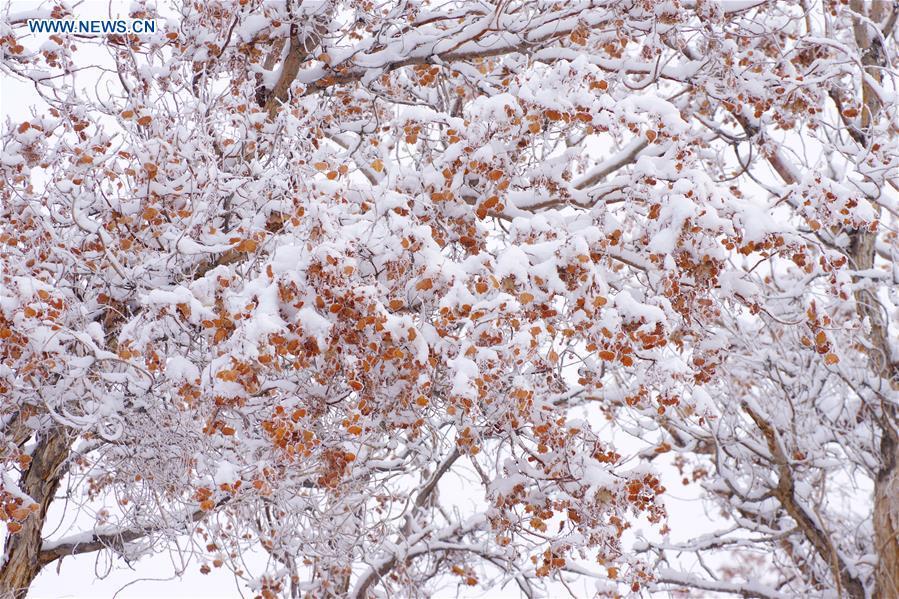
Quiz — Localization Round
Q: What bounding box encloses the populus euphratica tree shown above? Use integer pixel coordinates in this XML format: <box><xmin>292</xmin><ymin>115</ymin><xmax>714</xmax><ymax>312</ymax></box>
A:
<box><xmin>1</xmin><ymin>1</ymin><xmax>897</xmax><ymax>597</ymax></box>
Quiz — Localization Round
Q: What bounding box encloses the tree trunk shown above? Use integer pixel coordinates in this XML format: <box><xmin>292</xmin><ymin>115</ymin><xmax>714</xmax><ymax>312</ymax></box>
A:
<box><xmin>848</xmin><ymin>2</ymin><xmax>899</xmax><ymax>595</ymax></box>
<box><xmin>851</xmin><ymin>211</ymin><xmax>899</xmax><ymax>599</ymax></box>
<box><xmin>857</xmin><ymin>222</ymin><xmax>899</xmax><ymax>598</ymax></box>
<box><xmin>874</xmin><ymin>430</ymin><xmax>899</xmax><ymax>598</ymax></box>
<box><xmin>0</xmin><ymin>427</ymin><xmax>71</xmax><ymax>599</ymax></box>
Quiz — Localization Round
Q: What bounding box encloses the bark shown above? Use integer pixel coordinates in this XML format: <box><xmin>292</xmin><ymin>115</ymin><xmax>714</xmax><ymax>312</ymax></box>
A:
<box><xmin>874</xmin><ymin>430</ymin><xmax>899</xmax><ymax>599</ymax></box>
<box><xmin>0</xmin><ymin>288</ymin><xmax>126</xmax><ymax>597</ymax></box>
<box><xmin>854</xmin><ymin>209</ymin><xmax>899</xmax><ymax>599</ymax></box>
<box><xmin>263</xmin><ymin>2</ymin><xmax>333</xmax><ymax>120</ymax></box>
<box><xmin>849</xmin><ymin>2</ymin><xmax>899</xmax><ymax>596</ymax></box>
<box><xmin>0</xmin><ymin>427</ymin><xmax>71</xmax><ymax>599</ymax></box>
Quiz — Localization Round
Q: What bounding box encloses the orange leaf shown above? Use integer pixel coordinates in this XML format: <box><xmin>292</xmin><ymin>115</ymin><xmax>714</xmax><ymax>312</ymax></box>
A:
<box><xmin>217</xmin><ymin>369</ymin><xmax>238</xmax><ymax>382</ymax></box>
<box><xmin>237</xmin><ymin>239</ymin><xmax>258</xmax><ymax>253</ymax></box>
<box><xmin>824</xmin><ymin>353</ymin><xmax>840</xmax><ymax>365</ymax></box>
<box><xmin>416</xmin><ymin>278</ymin><xmax>433</xmax><ymax>291</ymax></box>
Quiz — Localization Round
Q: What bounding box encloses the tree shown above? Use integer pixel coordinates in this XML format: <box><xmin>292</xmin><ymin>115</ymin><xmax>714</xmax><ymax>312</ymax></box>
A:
<box><xmin>0</xmin><ymin>0</ymin><xmax>897</xmax><ymax>597</ymax></box>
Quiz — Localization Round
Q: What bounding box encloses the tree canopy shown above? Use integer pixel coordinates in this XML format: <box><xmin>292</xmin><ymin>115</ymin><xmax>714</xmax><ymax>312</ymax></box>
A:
<box><xmin>1</xmin><ymin>1</ymin><xmax>898</xmax><ymax>597</ymax></box>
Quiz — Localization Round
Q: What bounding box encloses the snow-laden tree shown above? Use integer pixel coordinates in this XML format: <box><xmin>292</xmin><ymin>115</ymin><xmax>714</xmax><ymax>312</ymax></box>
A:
<box><xmin>1</xmin><ymin>0</ymin><xmax>897</xmax><ymax>597</ymax></box>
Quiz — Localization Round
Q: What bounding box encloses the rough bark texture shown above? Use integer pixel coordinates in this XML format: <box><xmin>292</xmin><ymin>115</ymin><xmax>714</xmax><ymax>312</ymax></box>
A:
<box><xmin>0</xmin><ymin>427</ymin><xmax>71</xmax><ymax>599</ymax></box>
<box><xmin>874</xmin><ymin>432</ymin><xmax>899</xmax><ymax>599</ymax></box>
<box><xmin>857</xmin><ymin>214</ymin><xmax>899</xmax><ymax>599</ymax></box>
<box><xmin>849</xmin><ymin>2</ymin><xmax>899</xmax><ymax>596</ymax></box>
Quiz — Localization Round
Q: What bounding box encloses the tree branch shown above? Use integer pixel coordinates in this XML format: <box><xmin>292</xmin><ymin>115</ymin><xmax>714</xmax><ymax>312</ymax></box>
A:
<box><xmin>37</xmin><ymin>499</ymin><xmax>227</xmax><ymax>567</ymax></box>
<box><xmin>742</xmin><ymin>402</ymin><xmax>866</xmax><ymax>599</ymax></box>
